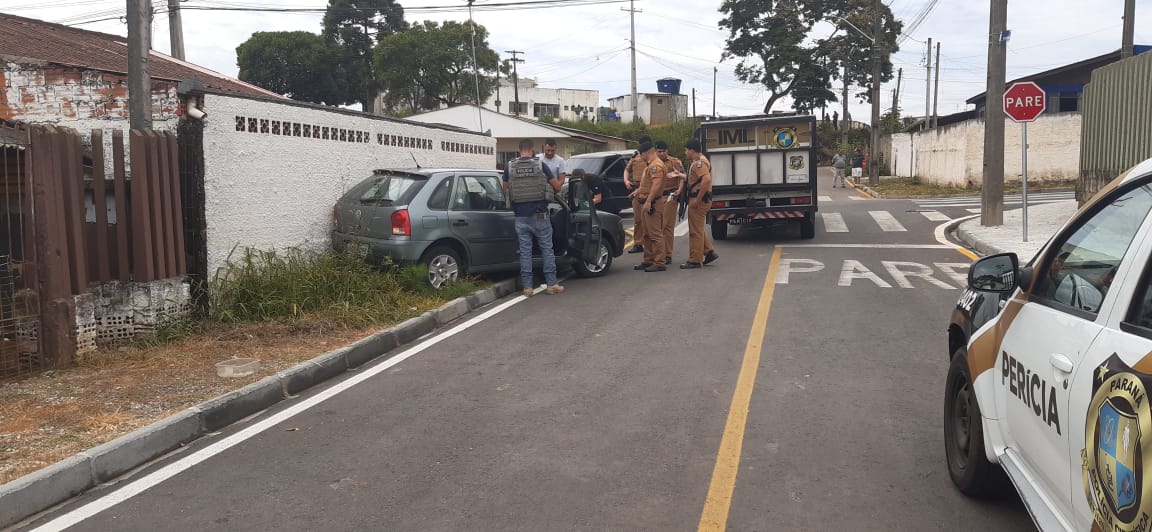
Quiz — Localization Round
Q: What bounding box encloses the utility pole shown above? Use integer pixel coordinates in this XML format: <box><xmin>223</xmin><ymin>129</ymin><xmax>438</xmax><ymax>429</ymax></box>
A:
<box><xmin>894</xmin><ymin>67</ymin><xmax>902</xmax><ymax>116</ymax></box>
<box><xmin>868</xmin><ymin>0</ymin><xmax>882</xmax><ymax>186</ymax></box>
<box><xmin>924</xmin><ymin>37</ymin><xmax>932</xmax><ymax>131</ymax></box>
<box><xmin>127</xmin><ymin>0</ymin><xmax>152</xmax><ymax>130</ymax></box>
<box><xmin>841</xmin><ymin>66</ymin><xmax>849</xmax><ymax>151</ymax></box>
<box><xmin>713</xmin><ymin>66</ymin><xmax>718</xmax><ymax>118</ymax></box>
<box><xmin>623</xmin><ymin>0</ymin><xmax>641</xmax><ymax>120</ymax></box>
<box><xmin>167</xmin><ymin>0</ymin><xmax>185</xmax><ymax>60</ymax></box>
<box><xmin>982</xmin><ymin>0</ymin><xmax>1008</xmax><ymax>226</ymax></box>
<box><xmin>1122</xmin><ymin>0</ymin><xmax>1136</xmax><ymax>58</ymax></box>
<box><xmin>504</xmin><ymin>50</ymin><xmax>524</xmax><ymax>116</ymax></box>
<box><xmin>692</xmin><ymin>88</ymin><xmax>697</xmax><ymax>118</ymax></box>
<box><xmin>932</xmin><ymin>42</ymin><xmax>941</xmax><ymax>128</ymax></box>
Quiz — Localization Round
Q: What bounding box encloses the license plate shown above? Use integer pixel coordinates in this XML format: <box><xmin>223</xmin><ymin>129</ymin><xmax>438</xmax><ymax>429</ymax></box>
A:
<box><xmin>727</xmin><ymin>217</ymin><xmax>751</xmax><ymax>224</ymax></box>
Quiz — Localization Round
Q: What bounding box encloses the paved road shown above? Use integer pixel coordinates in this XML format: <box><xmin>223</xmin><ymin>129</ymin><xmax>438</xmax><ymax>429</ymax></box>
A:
<box><xmin>21</xmin><ymin>179</ymin><xmax>1035</xmax><ymax>531</ymax></box>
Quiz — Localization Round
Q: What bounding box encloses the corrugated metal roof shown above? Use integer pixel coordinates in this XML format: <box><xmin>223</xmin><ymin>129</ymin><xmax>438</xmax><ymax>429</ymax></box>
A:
<box><xmin>0</xmin><ymin>13</ymin><xmax>282</xmax><ymax>99</ymax></box>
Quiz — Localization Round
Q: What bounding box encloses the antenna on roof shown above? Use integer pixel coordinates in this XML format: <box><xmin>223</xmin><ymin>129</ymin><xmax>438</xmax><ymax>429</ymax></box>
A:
<box><xmin>410</xmin><ymin>151</ymin><xmax>422</xmax><ymax>169</ymax></box>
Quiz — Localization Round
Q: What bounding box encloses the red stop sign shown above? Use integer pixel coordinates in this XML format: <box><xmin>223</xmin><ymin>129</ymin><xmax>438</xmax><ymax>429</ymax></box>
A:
<box><xmin>1004</xmin><ymin>82</ymin><xmax>1047</xmax><ymax>122</ymax></box>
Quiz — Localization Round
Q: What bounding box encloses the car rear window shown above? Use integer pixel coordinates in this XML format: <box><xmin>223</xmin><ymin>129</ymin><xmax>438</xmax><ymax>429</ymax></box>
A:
<box><xmin>344</xmin><ymin>173</ymin><xmax>426</xmax><ymax>205</ymax></box>
<box><xmin>567</xmin><ymin>157</ymin><xmax>607</xmax><ymax>175</ymax></box>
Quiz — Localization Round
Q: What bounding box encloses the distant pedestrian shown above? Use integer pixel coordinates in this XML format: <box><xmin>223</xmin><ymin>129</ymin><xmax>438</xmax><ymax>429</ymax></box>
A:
<box><xmin>832</xmin><ymin>110</ymin><xmax>839</xmax><ymax>130</ymax></box>
<box><xmin>831</xmin><ymin>151</ymin><xmax>847</xmax><ymax>188</ymax></box>
<box><xmin>851</xmin><ymin>148</ymin><xmax>864</xmax><ymax>184</ymax></box>
<box><xmin>503</xmin><ymin>139</ymin><xmax>565</xmax><ymax>297</ymax></box>
<box><xmin>539</xmin><ymin>138</ymin><xmax>566</xmax><ymax>186</ymax></box>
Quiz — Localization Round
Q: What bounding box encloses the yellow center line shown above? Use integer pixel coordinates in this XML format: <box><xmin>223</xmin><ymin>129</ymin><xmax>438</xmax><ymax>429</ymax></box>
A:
<box><xmin>698</xmin><ymin>246</ymin><xmax>783</xmax><ymax>532</ymax></box>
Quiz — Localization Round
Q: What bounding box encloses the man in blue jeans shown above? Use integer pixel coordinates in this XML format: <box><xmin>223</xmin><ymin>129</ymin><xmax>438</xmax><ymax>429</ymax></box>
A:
<box><xmin>503</xmin><ymin>139</ymin><xmax>565</xmax><ymax>297</ymax></box>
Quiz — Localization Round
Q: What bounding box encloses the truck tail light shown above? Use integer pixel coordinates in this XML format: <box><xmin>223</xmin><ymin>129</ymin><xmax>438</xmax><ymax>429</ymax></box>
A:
<box><xmin>391</xmin><ymin>209</ymin><xmax>411</xmax><ymax>236</ymax></box>
<box><xmin>791</xmin><ymin>197</ymin><xmax>812</xmax><ymax>205</ymax></box>
<box><xmin>713</xmin><ymin>200</ymin><xmax>727</xmax><ymax>208</ymax></box>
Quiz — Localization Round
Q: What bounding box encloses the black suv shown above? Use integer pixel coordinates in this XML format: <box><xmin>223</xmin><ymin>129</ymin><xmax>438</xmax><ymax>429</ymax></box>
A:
<box><xmin>566</xmin><ymin>150</ymin><xmax>637</xmax><ymax>215</ymax></box>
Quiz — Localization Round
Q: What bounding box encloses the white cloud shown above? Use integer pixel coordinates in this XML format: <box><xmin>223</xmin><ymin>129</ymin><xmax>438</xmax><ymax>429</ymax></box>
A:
<box><xmin>5</xmin><ymin>0</ymin><xmax>1150</xmax><ymax>122</ymax></box>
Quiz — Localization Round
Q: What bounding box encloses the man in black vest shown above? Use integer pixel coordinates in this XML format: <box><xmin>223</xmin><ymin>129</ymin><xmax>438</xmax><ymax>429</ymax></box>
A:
<box><xmin>503</xmin><ymin>139</ymin><xmax>565</xmax><ymax>297</ymax></box>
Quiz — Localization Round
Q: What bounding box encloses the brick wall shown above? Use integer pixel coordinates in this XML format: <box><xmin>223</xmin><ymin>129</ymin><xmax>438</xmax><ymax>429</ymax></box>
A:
<box><xmin>1</xmin><ymin>62</ymin><xmax>180</xmax><ymax>128</ymax></box>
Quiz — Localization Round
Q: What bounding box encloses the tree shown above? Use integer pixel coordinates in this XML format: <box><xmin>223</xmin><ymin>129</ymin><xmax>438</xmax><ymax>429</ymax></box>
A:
<box><xmin>236</xmin><ymin>31</ymin><xmax>350</xmax><ymax>105</ymax></box>
<box><xmin>322</xmin><ymin>0</ymin><xmax>407</xmax><ymax>113</ymax></box>
<box><xmin>718</xmin><ymin>0</ymin><xmax>902</xmax><ymax>113</ymax></box>
<box><xmin>374</xmin><ymin>21</ymin><xmax>499</xmax><ymax>113</ymax></box>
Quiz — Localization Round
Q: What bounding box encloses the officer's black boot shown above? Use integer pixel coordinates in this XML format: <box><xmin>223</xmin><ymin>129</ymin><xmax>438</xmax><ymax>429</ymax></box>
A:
<box><xmin>704</xmin><ymin>251</ymin><xmax>719</xmax><ymax>265</ymax></box>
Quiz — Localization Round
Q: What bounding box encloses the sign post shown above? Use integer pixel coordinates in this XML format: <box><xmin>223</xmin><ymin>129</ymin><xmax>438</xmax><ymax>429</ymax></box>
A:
<box><xmin>1003</xmin><ymin>81</ymin><xmax>1047</xmax><ymax>243</ymax></box>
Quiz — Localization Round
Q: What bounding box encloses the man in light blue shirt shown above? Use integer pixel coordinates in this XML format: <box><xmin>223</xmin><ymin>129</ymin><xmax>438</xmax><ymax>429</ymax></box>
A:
<box><xmin>539</xmin><ymin>138</ymin><xmax>566</xmax><ymax>186</ymax></box>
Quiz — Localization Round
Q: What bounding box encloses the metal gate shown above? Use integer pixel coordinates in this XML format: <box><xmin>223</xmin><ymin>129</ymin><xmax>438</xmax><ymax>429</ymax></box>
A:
<box><xmin>0</xmin><ymin>122</ymin><xmax>40</xmax><ymax>379</ymax></box>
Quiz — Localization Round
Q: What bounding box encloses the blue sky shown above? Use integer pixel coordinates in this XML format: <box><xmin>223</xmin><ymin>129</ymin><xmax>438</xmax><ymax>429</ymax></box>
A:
<box><xmin>6</xmin><ymin>0</ymin><xmax>1151</xmax><ymax>121</ymax></box>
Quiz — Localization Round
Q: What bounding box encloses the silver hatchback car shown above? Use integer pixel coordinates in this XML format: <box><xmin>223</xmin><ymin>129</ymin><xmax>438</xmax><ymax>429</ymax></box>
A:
<box><xmin>331</xmin><ymin>169</ymin><xmax>627</xmax><ymax>288</ymax></box>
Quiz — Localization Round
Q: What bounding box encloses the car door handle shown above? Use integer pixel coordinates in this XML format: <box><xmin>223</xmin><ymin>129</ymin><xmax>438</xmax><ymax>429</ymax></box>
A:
<box><xmin>452</xmin><ymin>220</ymin><xmax>469</xmax><ymax>226</ymax></box>
<box><xmin>1050</xmin><ymin>353</ymin><xmax>1075</xmax><ymax>373</ymax></box>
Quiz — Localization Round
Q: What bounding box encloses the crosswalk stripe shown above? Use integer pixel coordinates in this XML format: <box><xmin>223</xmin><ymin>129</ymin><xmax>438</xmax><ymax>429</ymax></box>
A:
<box><xmin>819</xmin><ymin>196</ymin><xmax>833</xmax><ymax>202</ymax></box>
<box><xmin>967</xmin><ymin>208</ymin><xmax>982</xmax><ymax>213</ymax></box>
<box><xmin>820</xmin><ymin>212</ymin><xmax>849</xmax><ymax>232</ymax></box>
<box><xmin>869</xmin><ymin>210</ymin><xmax>907</xmax><ymax>232</ymax></box>
<box><xmin>848</xmin><ymin>196</ymin><xmax>865</xmax><ymax>201</ymax></box>
<box><xmin>920</xmin><ymin>211</ymin><xmax>951</xmax><ymax>221</ymax></box>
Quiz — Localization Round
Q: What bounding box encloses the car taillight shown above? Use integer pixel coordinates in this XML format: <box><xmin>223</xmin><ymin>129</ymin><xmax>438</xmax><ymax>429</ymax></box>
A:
<box><xmin>713</xmin><ymin>200</ymin><xmax>727</xmax><ymax>208</ymax></box>
<box><xmin>391</xmin><ymin>209</ymin><xmax>411</xmax><ymax>236</ymax></box>
<box><xmin>791</xmin><ymin>197</ymin><xmax>812</xmax><ymax>205</ymax></box>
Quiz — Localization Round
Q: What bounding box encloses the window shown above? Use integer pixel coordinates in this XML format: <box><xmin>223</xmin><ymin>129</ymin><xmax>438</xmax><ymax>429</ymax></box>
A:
<box><xmin>656</xmin><ymin>98</ymin><xmax>664</xmax><ymax>105</ymax></box>
<box><xmin>497</xmin><ymin>151</ymin><xmax>519</xmax><ymax>169</ymax></box>
<box><xmin>1034</xmin><ymin>184</ymin><xmax>1152</xmax><ymax>315</ymax></box>
<box><xmin>563</xmin><ymin>105</ymin><xmax>570</xmax><ymax>111</ymax></box>
<box><xmin>357</xmin><ymin>174</ymin><xmax>424</xmax><ymax>205</ymax></box>
<box><xmin>451</xmin><ymin>175</ymin><xmax>508</xmax><ymax>211</ymax></box>
<box><xmin>510</xmin><ymin>102</ymin><xmax>528</xmax><ymax>115</ymax></box>
<box><xmin>426</xmin><ymin>177</ymin><xmax>453</xmax><ymax>210</ymax></box>
<box><xmin>533</xmin><ymin>103</ymin><xmax>560</xmax><ymax>118</ymax></box>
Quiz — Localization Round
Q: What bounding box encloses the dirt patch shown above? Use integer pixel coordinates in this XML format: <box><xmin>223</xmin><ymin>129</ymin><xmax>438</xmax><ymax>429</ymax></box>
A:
<box><xmin>0</xmin><ymin>318</ymin><xmax>392</xmax><ymax>484</ymax></box>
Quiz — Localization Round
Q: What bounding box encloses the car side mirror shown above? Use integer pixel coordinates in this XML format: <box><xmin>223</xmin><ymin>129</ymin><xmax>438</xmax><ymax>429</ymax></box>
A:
<box><xmin>968</xmin><ymin>252</ymin><xmax>1020</xmax><ymax>293</ymax></box>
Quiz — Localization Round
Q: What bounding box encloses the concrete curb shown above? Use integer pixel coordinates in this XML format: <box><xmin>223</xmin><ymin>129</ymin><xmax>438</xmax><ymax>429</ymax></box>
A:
<box><xmin>0</xmin><ymin>278</ymin><xmax>518</xmax><ymax>529</ymax></box>
<box><xmin>843</xmin><ymin>179</ymin><xmax>882</xmax><ymax>198</ymax></box>
<box><xmin>954</xmin><ymin>222</ymin><xmax>1004</xmax><ymax>257</ymax></box>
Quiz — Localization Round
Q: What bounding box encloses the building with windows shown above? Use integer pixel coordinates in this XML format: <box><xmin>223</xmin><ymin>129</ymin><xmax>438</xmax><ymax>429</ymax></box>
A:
<box><xmin>606</xmin><ymin>92</ymin><xmax>690</xmax><ymax>126</ymax></box>
<box><xmin>480</xmin><ymin>78</ymin><xmax>599</xmax><ymax>122</ymax></box>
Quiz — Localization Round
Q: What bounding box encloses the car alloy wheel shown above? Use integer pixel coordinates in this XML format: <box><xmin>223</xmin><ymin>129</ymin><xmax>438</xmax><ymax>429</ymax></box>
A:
<box><xmin>427</xmin><ymin>253</ymin><xmax>459</xmax><ymax>289</ymax></box>
<box><xmin>585</xmin><ymin>242</ymin><xmax>611</xmax><ymax>273</ymax></box>
<box><xmin>950</xmin><ymin>379</ymin><xmax>973</xmax><ymax>468</ymax></box>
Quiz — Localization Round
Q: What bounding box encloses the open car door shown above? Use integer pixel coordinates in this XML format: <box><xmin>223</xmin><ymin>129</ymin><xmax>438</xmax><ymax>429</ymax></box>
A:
<box><xmin>565</xmin><ymin>177</ymin><xmax>603</xmax><ymax>262</ymax></box>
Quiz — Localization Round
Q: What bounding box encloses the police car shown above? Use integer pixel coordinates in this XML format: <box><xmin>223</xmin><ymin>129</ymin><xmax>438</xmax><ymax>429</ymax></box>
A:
<box><xmin>945</xmin><ymin>158</ymin><xmax>1152</xmax><ymax>531</ymax></box>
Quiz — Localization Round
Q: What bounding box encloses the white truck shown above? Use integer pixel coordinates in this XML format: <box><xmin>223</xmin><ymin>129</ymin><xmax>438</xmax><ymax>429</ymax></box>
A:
<box><xmin>697</xmin><ymin>114</ymin><xmax>819</xmax><ymax>240</ymax></box>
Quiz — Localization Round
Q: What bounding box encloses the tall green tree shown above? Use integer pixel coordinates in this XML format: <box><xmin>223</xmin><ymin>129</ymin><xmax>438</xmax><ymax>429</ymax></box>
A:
<box><xmin>236</xmin><ymin>31</ymin><xmax>350</xmax><ymax>105</ymax></box>
<box><xmin>375</xmin><ymin>21</ymin><xmax>500</xmax><ymax>113</ymax></box>
<box><xmin>718</xmin><ymin>0</ymin><xmax>902</xmax><ymax>113</ymax></box>
<box><xmin>322</xmin><ymin>0</ymin><xmax>407</xmax><ymax>113</ymax></box>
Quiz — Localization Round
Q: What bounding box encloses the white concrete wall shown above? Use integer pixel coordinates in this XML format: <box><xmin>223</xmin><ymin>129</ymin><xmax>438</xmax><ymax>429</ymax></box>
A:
<box><xmin>607</xmin><ymin>94</ymin><xmax>689</xmax><ymax>125</ymax></box>
<box><xmin>886</xmin><ymin>112</ymin><xmax>1081</xmax><ymax>187</ymax></box>
<box><xmin>200</xmin><ymin>93</ymin><xmax>496</xmax><ymax>277</ymax></box>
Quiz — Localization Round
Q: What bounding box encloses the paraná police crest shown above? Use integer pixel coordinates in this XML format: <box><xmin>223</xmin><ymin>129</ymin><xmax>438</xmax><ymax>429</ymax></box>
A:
<box><xmin>774</xmin><ymin>127</ymin><xmax>797</xmax><ymax>149</ymax></box>
<box><xmin>1083</xmin><ymin>354</ymin><xmax>1152</xmax><ymax>531</ymax></box>
<box><xmin>788</xmin><ymin>155</ymin><xmax>805</xmax><ymax>171</ymax></box>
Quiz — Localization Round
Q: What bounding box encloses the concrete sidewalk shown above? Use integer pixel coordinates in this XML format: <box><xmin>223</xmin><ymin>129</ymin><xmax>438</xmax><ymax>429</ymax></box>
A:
<box><xmin>955</xmin><ymin>199</ymin><xmax>1078</xmax><ymax>261</ymax></box>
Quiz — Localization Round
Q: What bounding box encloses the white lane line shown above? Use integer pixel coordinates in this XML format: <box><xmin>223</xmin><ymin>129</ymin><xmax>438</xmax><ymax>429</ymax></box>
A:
<box><xmin>934</xmin><ymin>213</ymin><xmax>981</xmax><ymax>259</ymax></box>
<box><xmin>915</xmin><ymin>200</ymin><xmax>1065</xmax><ymax>208</ymax></box>
<box><xmin>848</xmin><ymin>196</ymin><xmax>866</xmax><ymax>201</ymax></box>
<box><xmin>820</xmin><ymin>212</ymin><xmax>849</xmax><ymax>232</ymax></box>
<box><xmin>818</xmin><ymin>195</ymin><xmax>833</xmax><ymax>203</ymax></box>
<box><xmin>967</xmin><ymin>208</ymin><xmax>982</xmax><ymax>213</ymax></box>
<box><xmin>675</xmin><ymin>220</ymin><xmax>689</xmax><ymax>237</ymax></box>
<box><xmin>781</xmin><ymin>243</ymin><xmax>953</xmax><ymax>249</ymax></box>
<box><xmin>920</xmin><ymin>210</ymin><xmax>951</xmax><ymax>222</ymax></box>
<box><xmin>29</xmin><ymin>293</ymin><xmax>535</xmax><ymax>532</ymax></box>
<box><xmin>868</xmin><ymin>210</ymin><xmax>907</xmax><ymax>232</ymax></box>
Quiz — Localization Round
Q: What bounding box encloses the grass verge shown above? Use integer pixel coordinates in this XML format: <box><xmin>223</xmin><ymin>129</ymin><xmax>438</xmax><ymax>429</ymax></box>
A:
<box><xmin>868</xmin><ymin>177</ymin><xmax>1075</xmax><ymax>198</ymax></box>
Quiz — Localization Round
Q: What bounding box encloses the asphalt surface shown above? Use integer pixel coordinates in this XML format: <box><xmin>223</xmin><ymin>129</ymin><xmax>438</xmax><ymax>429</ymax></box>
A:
<box><xmin>20</xmin><ymin>172</ymin><xmax>1035</xmax><ymax>531</ymax></box>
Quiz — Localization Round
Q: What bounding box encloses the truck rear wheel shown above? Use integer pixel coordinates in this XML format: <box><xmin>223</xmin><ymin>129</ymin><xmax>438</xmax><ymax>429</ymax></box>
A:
<box><xmin>800</xmin><ymin>214</ymin><xmax>816</xmax><ymax>239</ymax></box>
<box><xmin>711</xmin><ymin>220</ymin><xmax>728</xmax><ymax>241</ymax></box>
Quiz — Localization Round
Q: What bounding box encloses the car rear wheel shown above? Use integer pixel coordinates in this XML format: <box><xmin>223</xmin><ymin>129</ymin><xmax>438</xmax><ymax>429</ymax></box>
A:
<box><xmin>422</xmin><ymin>245</ymin><xmax>465</xmax><ymax>290</ymax></box>
<box><xmin>574</xmin><ymin>236</ymin><xmax>613</xmax><ymax>277</ymax></box>
<box><xmin>711</xmin><ymin>220</ymin><xmax>728</xmax><ymax>241</ymax></box>
<box><xmin>944</xmin><ymin>346</ymin><xmax>1010</xmax><ymax>497</ymax></box>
